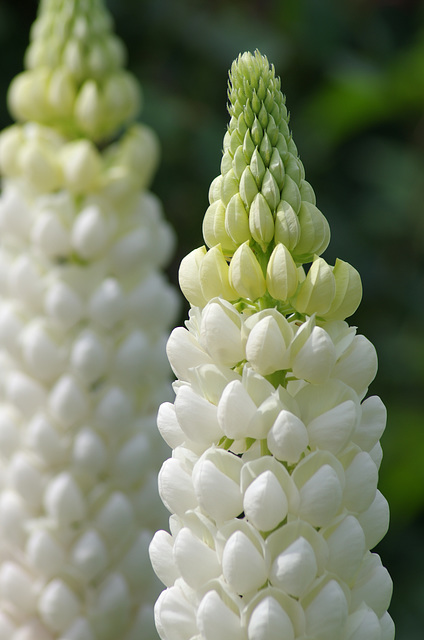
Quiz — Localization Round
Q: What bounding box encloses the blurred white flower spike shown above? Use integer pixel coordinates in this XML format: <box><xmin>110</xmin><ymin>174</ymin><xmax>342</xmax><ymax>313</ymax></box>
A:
<box><xmin>150</xmin><ymin>50</ymin><xmax>394</xmax><ymax>640</ymax></box>
<box><xmin>0</xmin><ymin>0</ymin><xmax>179</xmax><ymax>638</ymax></box>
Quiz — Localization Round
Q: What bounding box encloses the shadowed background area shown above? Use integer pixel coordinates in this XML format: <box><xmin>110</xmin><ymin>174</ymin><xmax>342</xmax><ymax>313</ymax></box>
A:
<box><xmin>1</xmin><ymin>0</ymin><xmax>424</xmax><ymax>637</ymax></box>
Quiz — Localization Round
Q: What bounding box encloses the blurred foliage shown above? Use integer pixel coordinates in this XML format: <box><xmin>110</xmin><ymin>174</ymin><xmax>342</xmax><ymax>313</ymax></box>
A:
<box><xmin>1</xmin><ymin>0</ymin><xmax>424</xmax><ymax>636</ymax></box>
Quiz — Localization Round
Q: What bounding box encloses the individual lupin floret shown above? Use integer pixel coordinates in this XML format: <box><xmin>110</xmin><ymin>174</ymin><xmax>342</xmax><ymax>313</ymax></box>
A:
<box><xmin>0</xmin><ymin>1</ymin><xmax>179</xmax><ymax>639</ymax></box>
<box><xmin>151</xmin><ymin>50</ymin><xmax>394</xmax><ymax>640</ymax></box>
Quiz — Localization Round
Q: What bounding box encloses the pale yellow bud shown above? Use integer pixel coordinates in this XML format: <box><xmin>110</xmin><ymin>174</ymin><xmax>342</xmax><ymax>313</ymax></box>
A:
<box><xmin>19</xmin><ymin>140</ymin><xmax>62</xmax><ymax>192</ymax></box>
<box><xmin>294</xmin><ymin>201</ymin><xmax>330</xmax><ymax>261</ymax></box>
<box><xmin>299</xmin><ymin>179</ymin><xmax>316</xmax><ymax>205</ymax></box>
<box><xmin>47</xmin><ymin>68</ymin><xmax>76</xmax><ymax>117</ymax></box>
<box><xmin>208</xmin><ymin>175</ymin><xmax>223</xmax><ymax>204</ymax></box>
<box><xmin>8</xmin><ymin>69</ymin><xmax>50</xmax><ymax>123</ymax></box>
<box><xmin>293</xmin><ymin>257</ymin><xmax>336</xmax><ymax>316</ymax></box>
<box><xmin>240</xmin><ymin>166</ymin><xmax>259</xmax><ymax>207</ymax></box>
<box><xmin>323</xmin><ymin>259</ymin><xmax>362</xmax><ymax>321</ymax></box>
<box><xmin>199</xmin><ymin>245</ymin><xmax>237</xmax><ymax>302</ymax></box>
<box><xmin>74</xmin><ymin>80</ymin><xmax>104</xmax><ymax>138</ymax></box>
<box><xmin>203</xmin><ymin>200</ymin><xmax>238</xmax><ymax>255</ymax></box>
<box><xmin>61</xmin><ymin>140</ymin><xmax>101</xmax><ymax>193</ymax></box>
<box><xmin>225</xmin><ymin>194</ymin><xmax>251</xmax><ymax>245</ymax></box>
<box><xmin>0</xmin><ymin>126</ymin><xmax>24</xmax><ymax>176</ymax></box>
<box><xmin>249</xmin><ymin>193</ymin><xmax>274</xmax><ymax>251</ymax></box>
<box><xmin>266</xmin><ymin>243</ymin><xmax>299</xmax><ymax>300</ymax></box>
<box><xmin>221</xmin><ymin>168</ymin><xmax>239</xmax><ymax>205</ymax></box>
<box><xmin>261</xmin><ymin>168</ymin><xmax>280</xmax><ymax>211</ymax></box>
<box><xmin>280</xmin><ymin>174</ymin><xmax>301</xmax><ymax>213</ymax></box>
<box><xmin>229</xmin><ymin>242</ymin><xmax>266</xmax><ymax>300</ymax></box>
<box><xmin>103</xmin><ymin>72</ymin><xmax>141</xmax><ymax>126</ymax></box>
<box><xmin>274</xmin><ymin>201</ymin><xmax>301</xmax><ymax>251</ymax></box>
<box><xmin>178</xmin><ymin>246</ymin><xmax>208</xmax><ymax>307</ymax></box>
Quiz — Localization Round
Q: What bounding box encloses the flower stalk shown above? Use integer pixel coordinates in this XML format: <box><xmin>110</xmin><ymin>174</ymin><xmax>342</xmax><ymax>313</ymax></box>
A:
<box><xmin>0</xmin><ymin>1</ymin><xmax>179</xmax><ymax>638</ymax></box>
<box><xmin>150</xmin><ymin>51</ymin><xmax>394</xmax><ymax>640</ymax></box>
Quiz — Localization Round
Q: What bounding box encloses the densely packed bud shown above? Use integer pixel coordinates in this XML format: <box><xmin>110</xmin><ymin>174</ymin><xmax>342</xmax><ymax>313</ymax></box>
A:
<box><xmin>0</xmin><ymin>1</ymin><xmax>178</xmax><ymax>639</ymax></box>
<box><xmin>151</xmin><ymin>51</ymin><xmax>394</xmax><ymax>640</ymax></box>
<box><xmin>8</xmin><ymin>0</ymin><xmax>140</xmax><ymax>142</ymax></box>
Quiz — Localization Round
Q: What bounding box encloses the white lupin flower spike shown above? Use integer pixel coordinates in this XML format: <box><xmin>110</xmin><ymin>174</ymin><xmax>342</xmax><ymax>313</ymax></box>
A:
<box><xmin>150</xmin><ymin>50</ymin><xmax>395</xmax><ymax>640</ymax></box>
<box><xmin>0</xmin><ymin>0</ymin><xmax>179</xmax><ymax>638</ymax></box>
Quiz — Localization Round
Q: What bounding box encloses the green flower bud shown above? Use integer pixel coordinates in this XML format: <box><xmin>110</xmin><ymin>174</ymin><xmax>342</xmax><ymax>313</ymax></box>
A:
<box><xmin>242</xmin><ymin>130</ymin><xmax>255</xmax><ymax>162</ymax></box>
<box><xmin>294</xmin><ymin>201</ymin><xmax>330</xmax><ymax>261</ymax></box>
<box><xmin>293</xmin><ymin>257</ymin><xmax>336</xmax><ymax>316</ymax></box>
<box><xmin>261</xmin><ymin>168</ymin><xmax>280</xmax><ymax>211</ymax></box>
<box><xmin>209</xmin><ymin>175</ymin><xmax>223</xmax><ymax>204</ymax></box>
<box><xmin>249</xmin><ymin>193</ymin><xmax>274</xmax><ymax>251</ymax></box>
<box><xmin>229</xmin><ymin>242</ymin><xmax>266</xmax><ymax>301</ymax></box>
<box><xmin>284</xmin><ymin>152</ymin><xmax>302</xmax><ymax>184</ymax></box>
<box><xmin>250</xmin><ymin>148</ymin><xmax>266</xmax><ymax>187</ymax></box>
<box><xmin>47</xmin><ymin>68</ymin><xmax>77</xmax><ymax>117</ymax></box>
<box><xmin>203</xmin><ymin>200</ymin><xmax>238</xmax><ymax>255</ymax></box>
<box><xmin>266</xmin><ymin>243</ymin><xmax>299</xmax><ymax>301</ymax></box>
<box><xmin>269</xmin><ymin>147</ymin><xmax>285</xmax><ymax>188</ymax></box>
<box><xmin>199</xmin><ymin>245</ymin><xmax>237</xmax><ymax>302</ymax></box>
<box><xmin>280</xmin><ymin>174</ymin><xmax>301</xmax><ymax>214</ymax></box>
<box><xmin>61</xmin><ymin>139</ymin><xmax>101</xmax><ymax>193</ymax></box>
<box><xmin>225</xmin><ymin>194</ymin><xmax>251</xmax><ymax>245</ymax></box>
<box><xmin>299</xmin><ymin>179</ymin><xmax>316</xmax><ymax>205</ymax></box>
<box><xmin>240</xmin><ymin>166</ymin><xmax>259</xmax><ymax>208</ymax></box>
<box><xmin>259</xmin><ymin>132</ymin><xmax>272</xmax><ymax>166</ymax></box>
<box><xmin>323</xmin><ymin>259</ymin><xmax>363</xmax><ymax>321</ymax></box>
<box><xmin>178</xmin><ymin>246</ymin><xmax>208</xmax><ymax>307</ymax></box>
<box><xmin>20</xmin><ymin>139</ymin><xmax>63</xmax><ymax>192</ymax></box>
<box><xmin>0</xmin><ymin>126</ymin><xmax>24</xmax><ymax>176</ymax></box>
<box><xmin>274</xmin><ymin>201</ymin><xmax>301</xmax><ymax>251</ymax></box>
<box><xmin>221</xmin><ymin>169</ymin><xmax>240</xmax><ymax>205</ymax></box>
<box><xmin>233</xmin><ymin>146</ymin><xmax>247</xmax><ymax>180</ymax></box>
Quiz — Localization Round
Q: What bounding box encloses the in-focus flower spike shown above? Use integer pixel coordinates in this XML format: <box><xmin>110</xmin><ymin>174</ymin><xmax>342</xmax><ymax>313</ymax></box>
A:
<box><xmin>151</xmin><ymin>50</ymin><xmax>394</xmax><ymax>640</ymax></box>
<box><xmin>0</xmin><ymin>1</ymin><xmax>179</xmax><ymax>639</ymax></box>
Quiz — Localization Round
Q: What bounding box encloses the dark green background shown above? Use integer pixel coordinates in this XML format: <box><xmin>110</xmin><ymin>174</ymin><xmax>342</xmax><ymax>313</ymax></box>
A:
<box><xmin>1</xmin><ymin>1</ymin><xmax>424</xmax><ymax>637</ymax></box>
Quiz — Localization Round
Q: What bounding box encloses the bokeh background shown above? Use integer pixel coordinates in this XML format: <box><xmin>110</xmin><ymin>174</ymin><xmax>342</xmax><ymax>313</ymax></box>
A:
<box><xmin>1</xmin><ymin>0</ymin><xmax>423</xmax><ymax>637</ymax></box>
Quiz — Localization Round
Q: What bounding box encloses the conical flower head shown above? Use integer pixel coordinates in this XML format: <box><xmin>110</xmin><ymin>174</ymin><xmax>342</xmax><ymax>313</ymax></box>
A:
<box><xmin>8</xmin><ymin>0</ymin><xmax>140</xmax><ymax>141</ymax></box>
<box><xmin>182</xmin><ymin>51</ymin><xmax>359</xmax><ymax>322</ymax></box>
<box><xmin>152</xmin><ymin>51</ymin><xmax>394</xmax><ymax>640</ymax></box>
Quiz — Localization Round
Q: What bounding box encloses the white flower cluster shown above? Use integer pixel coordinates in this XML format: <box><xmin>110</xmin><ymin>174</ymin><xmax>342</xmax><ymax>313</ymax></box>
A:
<box><xmin>150</xmin><ymin>298</ymin><xmax>394</xmax><ymax>640</ymax></box>
<box><xmin>0</xmin><ymin>122</ymin><xmax>179</xmax><ymax>639</ymax></box>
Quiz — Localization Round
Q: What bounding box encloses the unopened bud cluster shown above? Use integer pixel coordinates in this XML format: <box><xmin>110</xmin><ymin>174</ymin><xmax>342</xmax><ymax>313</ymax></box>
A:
<box><xmin>8</xmin><ymin>0</ymin><xmax>140</xmax><ymax>141</ymax></box>
<box><xmin>151</xmin><ymin>51</ymin><xmax>394</xmax><ymax>640</ymax></box>
<box><xmin>0</xmin><ymin>1</ymin><xmax>178</xmax><ymax>639</ymax></box>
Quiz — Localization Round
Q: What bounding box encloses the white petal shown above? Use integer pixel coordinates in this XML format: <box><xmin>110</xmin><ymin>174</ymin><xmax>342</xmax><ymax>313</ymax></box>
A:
<box><xmin>243</xmin><ymin>471</ymin><xmax>288</xmax><ymax>532</ymax></box>
<box><xmin>200</xmin><ymin>300</ymin><xmax>244</xmax><ymax>366</ymax></box>
<box><xmin>297</xmin><ymin>464</ymin><xmax>343</xmax><ymax>527</ymax></box>
<box><xmin>247</xmin><ymin>596</ymin><xmax>295</xmax><ymax>640</ymax></box>
<box><xmin>175</xmin><ymin>385</ymin><xmax>221</xmax><ymax>444</ymax></box>
<box><xmin>246</xmin><ymin>315</ymin><xmax>289</xmax><ymax>375</ymax></box>
<box><xmin>324</xmin><ymin>515</ymin><xmax>366</xmax><ymax>583</ymax></box>
<box><xmin>192</xmin><ymin>459</ymin><xmax>243</xmax><ymax>523</ymax></box>
<box><xmin>222</xmin><ymin>531</ymin><xmax>268</xmax><ymax>595</ymax></box>
<box><xmin>351</xmin><ymin>554</ymin><xmax>393</xmax><ymax>618</ymax></box>
<box><xmin>166</xmin><ymin>327</ymin><xmax>212</xmax><ymax>381</ymax></box>
<box><xmin>155</xmin><ymin>585</ymin><xmax>198</xmax><ymax>640</ymax></box>
<box><xmin>307</xmin><ymin>400</ymin><xmax>357</xmax><ymax>453</ymax></box>
<box><xmin>353</xmin><ymin>396</ymin><xmax>386</xmax><ymax>452</ymax></box>
<box><xmin>44</xmin><ymin>472</ymin><xmax>86</xmax><ymax>527</ymax></box>
<box><xmin>303</xmin><ymin>579</ymin><xmax>348</xmax><ymax>640</ymax></box>
<box><xmin>157</xmin><ymin>402</ymin><xmax>185</xmax><ymax>449</ymax></box>
<box><xmin>149</xmin><ymin>530</ymin><xmax>179</xmax><ymax>587</ymax></box>
<box><xmin>333</xmin><ymin>335</ymin><xmax>378</xmax><ymax>396</ymax></box>
<box><xmin>344</xmin><ymin>451</ymin><xmax>378</xmax><ymax>513</ymax></box>
<box><xmin>158</xmin><ymin>458</ymin><xmax>197</xmax><ymax>516</ymax></box>
<box><xmin>173</xmin><ymin>527</ymin><xmax>220</xmax><ymax>589</ymax></box>
<box><xmin>292</xmin><ymin>326</ymin><xmax>336</xmax><ymax>384</ymax></box>
<box><xmin>197</xmin><ymin>590</ymin><xmax>243</xmax><ymax>640</ymax></box>
<box><xmin>344</xmin><ymin>606</ymin><xmax>381</xmax><ymax>640</ymax></box>
<box><xmin>379</xmin><ymin>611</ymin><xmax>395</xmax><ymax>640</ymax></box>
<box><xmin>217</xmin><ymin>380</ymin><xmax>257</xmax><ymax>439</ymax></box>
<box><xmin>357</xmin><ymin>491</ymin><xmax>390</xmax><ymax>550</ymax></box>
<box><xmin>270</xmin><ymin>536</ymin><xmax>317</xmax><ymax>597</ymax></box>
<box><xmin>267</xmin><ymin>410</ymin><xmax>308</xmax><ymax>463</ymax></box>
